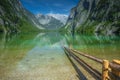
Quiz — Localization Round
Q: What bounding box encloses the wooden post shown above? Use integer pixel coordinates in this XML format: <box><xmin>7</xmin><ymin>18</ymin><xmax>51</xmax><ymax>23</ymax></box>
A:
<box><xmin>102</xmin><ymin>60</ymin><xmax>109</xmax><ymax>80</ymax></box>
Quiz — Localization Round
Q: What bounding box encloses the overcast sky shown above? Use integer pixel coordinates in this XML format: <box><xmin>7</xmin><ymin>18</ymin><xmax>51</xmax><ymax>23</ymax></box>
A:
<box><xmin>20</xmin><ymin>0</ymin><xmax>79</xmax><ymax>15</ymax></box>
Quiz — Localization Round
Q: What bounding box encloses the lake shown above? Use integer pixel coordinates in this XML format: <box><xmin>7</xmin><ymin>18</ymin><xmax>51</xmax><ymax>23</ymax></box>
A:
<box><xmin>0</xmin><ymin>32</ymin><xmax>120</xmax><ymax>80</ymax></box>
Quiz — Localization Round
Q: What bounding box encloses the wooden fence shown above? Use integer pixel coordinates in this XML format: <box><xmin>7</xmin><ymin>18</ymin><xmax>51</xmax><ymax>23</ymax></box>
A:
<box><xmin>63</xmin><ymin>47</ymin><xmax>120</xmax><ymax>80</ymax></box>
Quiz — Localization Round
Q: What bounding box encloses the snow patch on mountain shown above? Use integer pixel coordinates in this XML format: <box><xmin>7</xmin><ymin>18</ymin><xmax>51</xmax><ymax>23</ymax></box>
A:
<box><xmin>36</xmin><ymin>14</ymin><xmax>64</xmax><ymax>30</ymax></box>
<box><xmin>47</xmin><ymin>13</ymin><xmax>68</xmax><ymax>24</ymax></box>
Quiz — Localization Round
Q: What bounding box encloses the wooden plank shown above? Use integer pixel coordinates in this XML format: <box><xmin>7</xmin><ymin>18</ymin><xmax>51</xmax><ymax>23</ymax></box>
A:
<box><xmin>110</xmin><ymin>60</ymin><xmax>120</xmax><ymax>77</ymax></box>
<box><xmin>64</xmin><ymin>48</ymin><xmax>101</xmax><ymax>80</ymax></box>
<box><xmin>113</xmin><ymin>60</ymin><xmax>120</xmax><ymax>65</ymax></box>
<box><xmin>70</xmin><ymin>48</ymin><xmax>103</xmax><ymax>64</ymax></box>
<box><xmin>64</xmin><ymin>47</ymin><xmax>120</xmax><ymax>79</ymax></box>
<box><xmin>64</xmin><ymin>49</ymin><xmax>87</xmax><ymax>80</ymax></box>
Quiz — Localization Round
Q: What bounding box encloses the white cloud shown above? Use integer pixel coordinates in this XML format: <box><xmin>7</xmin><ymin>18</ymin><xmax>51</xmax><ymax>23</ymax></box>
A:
<box><xmin>47</xmin><ymin>13</ymin><xmax>68</xmax><ymax>24</ymax></box>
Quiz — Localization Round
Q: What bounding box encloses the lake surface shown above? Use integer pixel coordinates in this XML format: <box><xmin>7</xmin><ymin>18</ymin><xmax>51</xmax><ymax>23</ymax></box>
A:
<box><xmin>0</xmin><ymin>32</ymin><xmax>120</xmax><ymax>80</ymax></box>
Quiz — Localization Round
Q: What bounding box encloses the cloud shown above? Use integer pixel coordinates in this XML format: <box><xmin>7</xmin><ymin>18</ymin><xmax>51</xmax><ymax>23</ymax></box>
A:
<box><xmin>47</xmin><ymin>13</ymin><xmax>68</xmax><ymax>24</ymax></box>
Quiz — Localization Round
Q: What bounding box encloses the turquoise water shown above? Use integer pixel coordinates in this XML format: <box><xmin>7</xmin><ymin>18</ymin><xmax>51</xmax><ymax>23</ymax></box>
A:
<box><xmin>0</xmin><ymin>32</ymin><xmax>120</xmax><ymax>80</ymax></box>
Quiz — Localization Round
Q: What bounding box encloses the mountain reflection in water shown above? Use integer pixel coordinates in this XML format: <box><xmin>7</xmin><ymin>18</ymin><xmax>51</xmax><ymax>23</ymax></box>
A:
<box><xmin>0</xmin><ymin>32</ymin><xmax>120</xmax><ymax>80</ymax></box>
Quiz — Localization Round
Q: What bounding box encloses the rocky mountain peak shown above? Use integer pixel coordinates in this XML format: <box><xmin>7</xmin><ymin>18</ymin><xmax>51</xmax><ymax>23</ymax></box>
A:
<box><xmin>36</xmin><ymin>14</ymin><xmax>64</xmax><ymax>30</ymax></box>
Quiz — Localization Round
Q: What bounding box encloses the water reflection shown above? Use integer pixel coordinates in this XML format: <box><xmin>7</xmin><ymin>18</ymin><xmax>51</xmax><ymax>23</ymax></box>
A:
<box><xmin>66</xmin><ymin>33</ymin><xmax>120</xmax><ymax>61</ymax></box>
<box><xmin>34</xmin><ymin>32</ymin><xmax>65</xmax><ymax>47</ymax></box>
<box><xmin>0</xmin><ymin>32</ymin><xmax>78</xmax><ymax>80</ymax></box>
<box><xmin>0</xmin><ymin>32</ymin><xmax>120</xmax><ymax>80</ymax></box>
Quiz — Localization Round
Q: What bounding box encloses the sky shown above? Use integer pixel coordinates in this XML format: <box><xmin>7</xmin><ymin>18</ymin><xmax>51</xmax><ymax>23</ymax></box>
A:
<box><xmin>20</xmin><ymin>0</ymin><xmax>79</xmax><ymax>15</ymax></box>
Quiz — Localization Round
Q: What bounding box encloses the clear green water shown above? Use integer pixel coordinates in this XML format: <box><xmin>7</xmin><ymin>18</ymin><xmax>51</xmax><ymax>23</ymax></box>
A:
<box><xmin>0</xmin><ymin>32</ymin><xmax>120</xmax><ymax>80</ymax></box>
<box><xmin>67</xmin><ymin>34</ymin><xmax>120</xmax><ymax>61</ymax></box>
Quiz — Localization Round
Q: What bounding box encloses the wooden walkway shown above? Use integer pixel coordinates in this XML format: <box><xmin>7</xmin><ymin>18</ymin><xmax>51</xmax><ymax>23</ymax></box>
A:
<box><xmin>63</xmin><ymin>47</ymin><xmax>120</xmax><ymax>80</ymax></box>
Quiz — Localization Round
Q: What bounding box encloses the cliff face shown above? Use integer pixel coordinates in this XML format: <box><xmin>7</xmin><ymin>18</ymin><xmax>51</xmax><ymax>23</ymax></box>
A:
<box><xmin>0</xmin><ymin>0</ymin><xmax>43</xmax><ymax>33</ymax></box>
<box><xmin>66</xmin><ymin>0</ymin><xmax>120</xmax><ymax>35</ymax></box>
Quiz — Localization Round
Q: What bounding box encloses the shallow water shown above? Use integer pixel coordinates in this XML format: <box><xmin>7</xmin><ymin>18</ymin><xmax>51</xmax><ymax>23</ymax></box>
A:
<box><xmin>0</xmin><ymin>32</ymin><xmax>78</xmax><ymax>80</ymax></box>
<box><xmin>67</xmin><ymin>34</ymin><xmax>120</xmax><ymax>61</ymax></box>
<box><xmin>0</xmin><ymin>32</ymin><xmax>120</xmax><ymax>80</ymax></box>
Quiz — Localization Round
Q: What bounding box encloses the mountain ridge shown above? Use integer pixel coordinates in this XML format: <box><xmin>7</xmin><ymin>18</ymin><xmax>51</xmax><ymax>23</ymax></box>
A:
<box><xmin>66</xmin><ymin>0</ymin><xmax>120</xmax><ymax>35</ymax></box>
<box><xmin>0</xmin><ymin>0</ymin><xmax>43</xmax><ymax>33</ymax></box>
<box><xmin>36</xmin><ymin>14</ymin><xmax>64</xmax><ymax>30</ymax></box>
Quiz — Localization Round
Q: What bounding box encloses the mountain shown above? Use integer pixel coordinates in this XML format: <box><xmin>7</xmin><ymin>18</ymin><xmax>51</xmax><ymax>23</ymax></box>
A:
<box><xmin>36</xmin><ymin>14</ymin><xmax>64</xmax><ymax>30</ymax></box>
<box><xmin>0</xmin><ymin>0</ymin><xmax>43</xmax><ymax>33</ymax></box>
<box><xmin>66</xmin><ymin>0</ymin><xmax>120</xmax><ymax>35</ymax></box>
<box><xmin>47</xmin><ymin>13</ymin><xmax>68</xmax><ymax>24</ymax></box>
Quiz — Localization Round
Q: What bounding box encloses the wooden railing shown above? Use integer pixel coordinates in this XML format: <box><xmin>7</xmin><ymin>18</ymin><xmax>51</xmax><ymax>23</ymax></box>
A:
<box><xmin>63</xmin><ymin>47</ymin><xmax>120</xmax><ymax>80</ymax></box>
